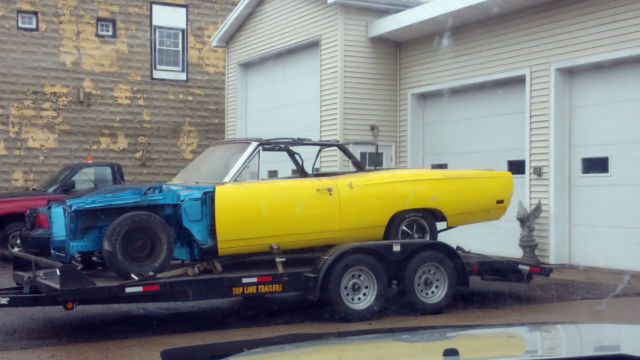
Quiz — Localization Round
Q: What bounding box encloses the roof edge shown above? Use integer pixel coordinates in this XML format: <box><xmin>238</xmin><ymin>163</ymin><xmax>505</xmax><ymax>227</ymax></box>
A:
<box><xmin>327</xmin><ymin>0</ymin><xmax>423</xmax><ymax>12</ymax></box>
<box><xmin>368</xmin><ymin>0</ymin><xmax>484</xmax><ymax>40</ymax></box>
<box><xmin>210</xmin><ymin>0</ymin><xmax>260</xmax><ymax>48</ymax></box>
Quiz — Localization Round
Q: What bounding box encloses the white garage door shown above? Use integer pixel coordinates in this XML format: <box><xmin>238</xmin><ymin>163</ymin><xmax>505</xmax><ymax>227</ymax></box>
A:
<box><xmin>569</xmin><ymin>62</ymin><xmax>640</xmax><ymax>271</ymax></box>
<box><xmin>240</xmin><ymin>45</ymin><xmax>320</xmax><ymax>140</ymax></box>
<box><xmin>422</xmin><ymin>79</ymin><xmax>526</xmax><ymax>257</ymax></box>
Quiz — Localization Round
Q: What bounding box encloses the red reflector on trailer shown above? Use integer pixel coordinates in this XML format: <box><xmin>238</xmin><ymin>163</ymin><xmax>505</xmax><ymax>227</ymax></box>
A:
<box><xmin>125</xmin><ymin>285</ymin><xmax>160</xmax><ymax>293</ymax></box>
<box><xmin>472</xmin><ymin>264</ymin><xmax>479</xmax><ymax>274</ymax></box>
<box><xmin>242</xmin><ymin>276</ymin><xmax>273</xmax><ymax>284</ymax></box>
<box><xmin>530</xmin><ymin>267</ymin><xmax>541</xmax><ymax>273</ymax></box>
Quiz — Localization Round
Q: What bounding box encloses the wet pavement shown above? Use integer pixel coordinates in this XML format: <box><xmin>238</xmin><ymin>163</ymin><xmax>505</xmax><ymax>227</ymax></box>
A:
<box><xmin>1</xmin><ymin>258</ymin><xmax>639</xmax><ymax>358</ymax></box>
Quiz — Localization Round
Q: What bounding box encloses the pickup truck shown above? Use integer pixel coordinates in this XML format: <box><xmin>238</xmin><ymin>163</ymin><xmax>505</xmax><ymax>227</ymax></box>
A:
<box><xmin>0</xmin><ymin>161</ymin><xmax>125</xmax><ymax>258</ymax></box>
<box><xmin>21</xmin><ymin>139</ymin><xmax>513</xmax><ymax>279</ymax></box>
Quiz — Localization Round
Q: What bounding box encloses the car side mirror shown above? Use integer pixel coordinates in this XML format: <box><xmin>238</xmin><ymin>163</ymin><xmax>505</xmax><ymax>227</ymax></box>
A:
<box><xmin>60</xmin><ymin>180</ymin><xmax>75</xmax><ymax>193</ymax></box>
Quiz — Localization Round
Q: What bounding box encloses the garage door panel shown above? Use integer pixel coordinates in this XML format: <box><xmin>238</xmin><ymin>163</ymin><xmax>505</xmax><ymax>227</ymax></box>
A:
<box><xmin>426</xmin><ymin>115</ymin><xmax>523</xmax><ymax>155</ymax></box>
<box><xmin>243</xmin><ymin>45</ymin><xmax>320</xmax><ymax>139</ymax></box>
<box><xmin>571</xmin><ymin>187</ymin><xmax>640</xmax><ymax>228</ymax></box>
<box><xmin>422</xmin><ymin>79</ymin><xmax>526</xmax><ymax>258</ymax></box>
<box><xmin>426</xmin><ymin>152</ymin><xmax>524</xmax><ymax>171</ymax></box>
<box><xmin>570</xmin><ymin>63</ymin><xmax>640</xmax><ymax>106</ymax></box>
<box><xmin>569</xmin><ymin>61</ymin><xmax>640</xmax><ymax>270</ymax></box>
<box><xmin>570</xmin><ymin>226</ymin><xmax>640</xmax><ymax>270</ymax></box>
<box><xmin>572</xmin><ymin>144</ymin><xmax>640</xmax><ymax>184</ymax></box>
<box><xmin>425</xmin><ymin>82</ymin><xmax>524</xmax><ymax>120</ymax></box>
<box><xmin>571</xmin><ymin>101</ymin><xmax>640</xmax><ymax>146</ymax></box>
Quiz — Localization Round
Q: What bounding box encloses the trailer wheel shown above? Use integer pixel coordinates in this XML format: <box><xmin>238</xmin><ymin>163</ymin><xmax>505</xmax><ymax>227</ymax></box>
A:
<box><xmin>103</xmin><ymin>211</ymin><xmax>174</xmax><ymax>279</ymax></box>
<box><xmin>326</xmin><ymin>254</ymin><xmax>387</xmax><ymax>321</ymax></box>
<box><xmin>403</xmin><ymin>251</ymin><xmax>456</xmax><ymax>314</ymax></box>
<box><xmin>387</xmin><ymin>212</ymin><xmax>437</xmax><ymax>241</ymax></box>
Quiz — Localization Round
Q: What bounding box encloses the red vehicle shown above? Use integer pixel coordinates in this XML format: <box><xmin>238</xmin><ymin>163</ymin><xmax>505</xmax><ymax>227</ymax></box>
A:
<box><xmin>0</xmin><ymin>161</ymin><xmax>124</xmax><ymax>258</ymax></box>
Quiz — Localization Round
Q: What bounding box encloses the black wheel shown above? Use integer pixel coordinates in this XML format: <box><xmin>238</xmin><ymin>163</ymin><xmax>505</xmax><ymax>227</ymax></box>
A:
<box><xmin>387</xmin><ymin>212</ymin><xmax>437</xmax><ymax>241</ymax></box>
<box><xmin>0</xmin><ymin>222</ymin><xmax>24</xmax><ymax>259</ymax></box>
<box><xmin>326</xmin><ymin>254</ymin><xmax>387</xmax><ymax>321</ymax></box>
<box><xmin>102</xmin><ymin>211</ymin><xmax>174</xmax><ymax>279</ymax></box>
<box><xmin>403</xmin><ymin>251</ymin><xmax>456</xmax><ymax>314</ymax></box>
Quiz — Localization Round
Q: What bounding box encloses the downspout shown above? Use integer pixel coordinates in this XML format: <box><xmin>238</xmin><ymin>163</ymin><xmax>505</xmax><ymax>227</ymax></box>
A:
<box><xmin>396</xmin><ymin>41</ymin><xmax>400</xmax><ymax>168</ymax></box>
<box><xmin>224</xmin><ymin>48</ymin><xmax>229</xmax><ymax>139</ymax></box>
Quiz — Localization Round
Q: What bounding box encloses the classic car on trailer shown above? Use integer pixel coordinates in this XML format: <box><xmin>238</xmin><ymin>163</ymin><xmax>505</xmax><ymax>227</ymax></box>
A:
<box><xmin>21</xmin><ymin>139</ymin><xmax>513</xmax><ymax>279</ymax></box>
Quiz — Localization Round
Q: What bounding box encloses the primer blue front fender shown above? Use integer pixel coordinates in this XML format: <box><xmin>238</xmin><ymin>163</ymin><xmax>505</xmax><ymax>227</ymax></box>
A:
<box><xmin>48</xmin><ymin>183</ymin><xmax>214</xmax><ymax>263</ymax></box>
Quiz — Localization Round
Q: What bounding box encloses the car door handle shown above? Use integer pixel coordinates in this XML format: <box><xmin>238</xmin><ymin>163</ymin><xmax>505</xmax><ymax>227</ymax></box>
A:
<box><xmin>317</xmin><ymin>187</ymin><xmax>334</xmax><ymax>195</ymax></box>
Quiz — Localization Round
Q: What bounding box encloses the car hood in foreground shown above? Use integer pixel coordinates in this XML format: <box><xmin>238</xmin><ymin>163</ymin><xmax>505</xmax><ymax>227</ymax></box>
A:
<box><xmin>161</xmin><ymin>323</ymin><xmax>640</xmax><ymax>360</ymax></box>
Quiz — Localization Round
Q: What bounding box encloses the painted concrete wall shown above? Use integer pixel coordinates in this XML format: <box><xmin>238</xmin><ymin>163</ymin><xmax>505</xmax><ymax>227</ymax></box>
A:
<box><xmin>0</xmin><ymin>0</ymin><xmax>237</xmax><ymax>191</ymax></box>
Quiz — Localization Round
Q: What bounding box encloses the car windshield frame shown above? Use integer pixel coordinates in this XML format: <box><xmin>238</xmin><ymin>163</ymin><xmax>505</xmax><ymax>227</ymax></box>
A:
<box><xmin>172</xmin><ymin>141</ymin><xmax>258</xmax><ymax>185</ymax></box>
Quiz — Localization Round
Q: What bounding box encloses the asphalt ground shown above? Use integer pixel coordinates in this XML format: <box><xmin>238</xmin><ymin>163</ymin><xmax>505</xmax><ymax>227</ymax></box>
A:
<box><xmin>1</xmin><ymin>258</ymin><xmax>640</xmax><ymax>359</ymax></box>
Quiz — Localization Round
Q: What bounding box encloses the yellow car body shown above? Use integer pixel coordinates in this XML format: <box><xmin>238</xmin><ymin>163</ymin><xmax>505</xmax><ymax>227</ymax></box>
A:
<box><xmin>214</xmin><ymin>168</ymin><xmax>513</xmax><ymax>256</ymax></box>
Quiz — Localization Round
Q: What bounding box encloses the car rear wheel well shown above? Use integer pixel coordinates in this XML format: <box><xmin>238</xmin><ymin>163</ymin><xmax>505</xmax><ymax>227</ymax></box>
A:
<box><xmin>383</xmin><ymin>209</ymin><xmax>446</xmax><ymax>240</ymax></box>
<box><xmin>0</xmin><ymin>213</ymin><xmax>26</xmax><ymax>231</ymax></box>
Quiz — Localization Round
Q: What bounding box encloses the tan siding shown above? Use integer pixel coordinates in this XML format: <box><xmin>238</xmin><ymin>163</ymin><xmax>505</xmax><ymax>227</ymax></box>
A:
<box><xmin>342</xmin><ymin>7</ymin><xmax>398</xmax><ymax>147</ymax></box>
<box><xmin>398</xmin><ymin>0</ymin><xmax>640</xmax><ymax>261</ymax></box>
<box><xmin>226</xmin><ymin>0</ymin><xmax>340</xmax><ymax>146</ymax></box>
<box><xmin>0</xmin><ymin>0</ymin><xmax>233</xmax><ymax>191</ymax></box>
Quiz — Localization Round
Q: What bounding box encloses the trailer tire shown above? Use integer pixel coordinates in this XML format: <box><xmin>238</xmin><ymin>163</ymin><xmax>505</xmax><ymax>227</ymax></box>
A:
<box><xmin>326</xmin><ymin>254</ymin><xmax>387</xmax><ymax>321</ymax></box>
<box><xmin>403</xmin><ymin>251</ymin><xmax>456</xmax><ymax>314</ymax></box>
<box><xmin>387</xmin><ymin>212</ymin><xmax>437</xmax><ymax>241</ymax></box>
<box><xmin>103</xmin><ymin>211</ymin><xmax>174</xmax><ymax>279</ymax></box>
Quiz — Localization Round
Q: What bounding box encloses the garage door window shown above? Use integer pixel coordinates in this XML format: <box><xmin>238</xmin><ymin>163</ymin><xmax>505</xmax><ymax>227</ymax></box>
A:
<box><xmin>431</xmin><ymin>163</ymin><xmax>448</xmax><ymax>169</ymax></box>
<box><xmin>581</xmin><ymin>156</ymin><xmax>609</xmax><ymax>175</ymax></box>
<box><xmin>507</xmin><ymin>160</ymin><xmax>526</xmax><ymax>176</ymax></box>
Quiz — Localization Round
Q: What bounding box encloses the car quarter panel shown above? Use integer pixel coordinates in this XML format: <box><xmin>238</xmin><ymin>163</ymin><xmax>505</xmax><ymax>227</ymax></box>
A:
<box><xmin>214</xmin><ymin>177</ymin><xmax>341</xmax><ymax>256</ymax></box>
<box><xmin>335</xmin><ymin>169</ymin><xmax>513</xmax><ymax>241</ymax></box>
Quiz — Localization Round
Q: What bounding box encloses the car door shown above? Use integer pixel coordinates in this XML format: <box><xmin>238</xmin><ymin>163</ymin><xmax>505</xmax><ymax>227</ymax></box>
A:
<box><xmin>214</xmin><ymin>149</ymin><xmax>340</xmax><ymax>256</ymax></box>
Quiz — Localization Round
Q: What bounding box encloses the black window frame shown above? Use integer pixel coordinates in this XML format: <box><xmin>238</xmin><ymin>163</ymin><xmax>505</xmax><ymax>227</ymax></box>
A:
<box><xmin>17</xmin><ymin>10</ymin><xmax>38</xmax><ymax>32</ymax></box>
<box><xmin>96</xmin><ymin>17</ymin><xmax>117</xmax><ymax>38</ymax></box>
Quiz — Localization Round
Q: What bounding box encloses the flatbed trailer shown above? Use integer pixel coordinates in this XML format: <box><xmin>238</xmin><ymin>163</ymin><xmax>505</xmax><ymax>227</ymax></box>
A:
<box><xmin>0</xmin><ymin>240</ymin><xmax>552</xmax><ymax>320</ymax></box>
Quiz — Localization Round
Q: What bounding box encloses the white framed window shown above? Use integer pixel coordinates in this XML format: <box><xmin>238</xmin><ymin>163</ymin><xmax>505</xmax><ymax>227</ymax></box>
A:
<box><xmin>151</xmin><ymin>3</ymin><xmax>187</xmax><ymax>81</ymax></box>
<box><xmin>96</xmin><ymin>18</ymin><xmax>116</xmax><ymax>38</ymax></box>
<box><xmin>155</xmin><ymin>28</ymin><xmax>183</xmax><ymax>71</ymax></box>
<box><xmin>17</xmin><ymin>11</ymin><xmax>38</xmax><ymax>31</ymax></box>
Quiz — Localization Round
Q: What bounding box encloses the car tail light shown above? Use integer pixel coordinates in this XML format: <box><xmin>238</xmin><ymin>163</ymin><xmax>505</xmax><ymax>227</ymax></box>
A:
<box><xmin>35</xmin><ymin>213</ymin><xmax>49</xmax><ymax>229</ymax></box>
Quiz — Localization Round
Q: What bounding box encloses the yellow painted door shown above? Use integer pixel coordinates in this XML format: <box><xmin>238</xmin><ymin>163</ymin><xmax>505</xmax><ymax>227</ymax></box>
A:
<box><xmin>214</xmin><ymin>177</ymin><xmax>340</xmax><ymax>255</ymax></box>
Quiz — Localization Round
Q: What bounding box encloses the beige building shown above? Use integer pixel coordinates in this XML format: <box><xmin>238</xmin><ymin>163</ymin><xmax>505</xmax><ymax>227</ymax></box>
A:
<box><xmin>212</xmin><ymin>0</ymin><xmax>640</xmax><ymax>270</ymax></box>
<box><xmin>0</xmin><ymin>0</ymin><xmax>237</xmax><ymax>190</ymax></box>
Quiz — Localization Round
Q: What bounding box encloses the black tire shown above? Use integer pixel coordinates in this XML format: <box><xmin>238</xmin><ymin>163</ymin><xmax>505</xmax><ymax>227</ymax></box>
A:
<box><xmin>0</xmin><ymin>222</ymin><xmax>24</xmax><ymax>259</ymax></box>
<box><xmin>403</xmin><ymin>251</ymin><xmax>456</xmax><ymax>314</ymax></box>
<box><xmin>387</xmin><ymin>211</ymin><xmax>438</xmax><ymax>241</ymax></box>
<box><xmin>102</xmin><ymin>211</ymin><xmax>174</xmax><ymax>279</ymax></box>
<box><xmin>326</xmin><ymin>254</ymin><xmax>387</xmax><ymax>321</ymax></box>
